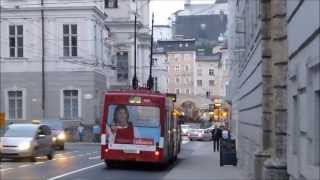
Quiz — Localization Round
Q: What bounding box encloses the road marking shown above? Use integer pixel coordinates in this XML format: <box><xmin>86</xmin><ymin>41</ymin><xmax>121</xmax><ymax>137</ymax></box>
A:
<box><xmin>47</xmin><ymin>162</ymin><xmax>104</xmax><ymax>180</ymax></box>
<box><xmin>34</xmin><ymin>162</ymin><xmax>45</xmax><ymax>165</ymax></box>
<box><xmin>52</xmin><ymin>158</ymin><xmax>57</xmax><ymax>161</ymax></box>
<box><xmin>58</xmin><ymin>157</ymin><xmax>67</xmax><ymax>160</ymax></box>
<box><xmin>19</xmin><ymin>164</ymin><xmax>31</xmax><ymax>168</ymax></box>
<box><xmin>0</xmin><ymin>168</ymin><xmax>13</xmax><ymax>172</ymax></box>
<box><xmin>88</xmin><ymin>156</ymin><xmax>100</xmax><ymax>160</ymax></box>
<box><xmin>86</xmin><ymin>153</ymin><xmax>92</xmax><ymax>155</ymax></box>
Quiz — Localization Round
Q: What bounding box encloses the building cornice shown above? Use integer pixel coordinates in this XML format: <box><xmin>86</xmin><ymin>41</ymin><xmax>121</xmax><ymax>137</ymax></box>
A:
<box><xmin>1</xmin><ymin>6</ymin><xmax>107</xmax><ymax>20</ymax></box>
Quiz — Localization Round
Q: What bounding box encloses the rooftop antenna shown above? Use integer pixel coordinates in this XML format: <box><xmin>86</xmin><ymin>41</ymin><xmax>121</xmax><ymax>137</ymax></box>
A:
<box><xmin>147</xmin><ymin>13</ymin><xmax>155</xmax><ymax>90</ymax></box>
<box><xmin>132</xmin><ymin>7</ymin><xmax>139</xmax><ymax>89</ymax></box>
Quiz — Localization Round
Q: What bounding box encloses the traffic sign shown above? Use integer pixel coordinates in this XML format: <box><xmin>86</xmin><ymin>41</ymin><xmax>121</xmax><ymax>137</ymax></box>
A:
<box><xmin>0</xmin><ymin>112</ymin><xmax>5</xmax><ymax>128</ymax></box>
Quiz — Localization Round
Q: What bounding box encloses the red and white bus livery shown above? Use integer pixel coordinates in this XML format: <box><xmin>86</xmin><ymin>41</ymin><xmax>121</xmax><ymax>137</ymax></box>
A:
<box><xmin>100</xmin><ymin>90</ymin><xmax>181</xmax><ymax>167</ymax></box>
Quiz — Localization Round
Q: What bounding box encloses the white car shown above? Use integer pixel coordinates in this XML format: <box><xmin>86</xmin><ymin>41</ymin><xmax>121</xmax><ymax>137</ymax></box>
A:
<box><xmin>0</xmin><ymin>124</ymin><xmax>55</xmax><ymax>162</ymax></box>
<box><xmin>188</xmin><ymin>128</ymin><xmax>212</xmax><ymax>141</ymax></box>
<box><xmin>181</xmin><ymin>124</ymin><xmax>191</xmax><ymax>136</ymax></box>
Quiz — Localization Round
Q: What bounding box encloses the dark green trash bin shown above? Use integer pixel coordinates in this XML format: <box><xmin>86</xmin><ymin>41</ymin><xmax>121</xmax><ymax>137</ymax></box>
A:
<box><xmin>220</xmin><ymin>139</ymin><xmax>237</xmax><ymax>166</ymax></box>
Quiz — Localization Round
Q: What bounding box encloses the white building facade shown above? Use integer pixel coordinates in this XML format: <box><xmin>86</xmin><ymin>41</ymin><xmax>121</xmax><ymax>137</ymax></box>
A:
<box><xmin>152</xmin><ymin>51</ymin><xmax>168</xmax><ymax>93</ymax></box>
<box><xmin>104</xmin><ymin>0</ymin><xmax>151</xmax><ymax>88</ymax></box>
<box><xmin>0</xmin><ymin>0</ymin><xmax>113</xmax><ymax>139</ymax></box>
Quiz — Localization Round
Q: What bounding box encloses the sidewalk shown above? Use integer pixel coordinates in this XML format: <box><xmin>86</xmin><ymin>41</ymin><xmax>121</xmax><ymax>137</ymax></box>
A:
<box><xmin>163</xmin><ymin>141</ymin><xmax>247</xmax><ymax>180</ymax></box>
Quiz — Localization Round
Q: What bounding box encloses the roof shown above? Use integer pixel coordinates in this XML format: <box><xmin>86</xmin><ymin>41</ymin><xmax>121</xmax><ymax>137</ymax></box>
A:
<box><xmin>106</xmin><ymin>89</ymin><xmax>165</xmax><ymax>98</ymax></box>
<box><xmin>178</xmin><ymin>4</ymin><xmax>217</xmax><ymax>16</ymax></box>
<box><xmin>155</xmin><ymin>39</ymin><xmax>196</xmax><ymax>52</ymax></box>
<box><xmin>174</xmin><ymin>14</ymin><xmax>227</xmax><ymax>41</ymax></box>
<box><xmin>196</xmin><ymin>52</ymin><xmax>221</xmax><ymax>62</ymax></box>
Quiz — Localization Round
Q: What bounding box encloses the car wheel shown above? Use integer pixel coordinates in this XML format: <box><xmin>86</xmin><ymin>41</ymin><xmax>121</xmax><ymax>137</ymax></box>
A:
<box><xmin>47</xmin><ymin>153</ymin><xmax>53</xmax><ymax>160</ymax></box>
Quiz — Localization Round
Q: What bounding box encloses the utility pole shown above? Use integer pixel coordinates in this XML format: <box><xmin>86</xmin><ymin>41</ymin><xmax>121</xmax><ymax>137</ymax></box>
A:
<box><xmin>147</xmin><ymin>13</ymin><xmax>154</xmax><ymax>90</ymax></box>
<box><xmin>41</xmin><ymin>0</ymin><xmax>46</xmax><ymax>118</ymax></box>
<box><xmin>132</xmin><ymin>12</ymin><xmax>138</xmax><ymax>89</ymax></box>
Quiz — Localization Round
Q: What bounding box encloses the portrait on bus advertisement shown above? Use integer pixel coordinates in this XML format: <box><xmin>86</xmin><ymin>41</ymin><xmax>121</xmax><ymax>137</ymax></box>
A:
<box><xmin>106</xmin><ymin>105</ymin><xmax>160</xmax><ymax>146</ymax></box>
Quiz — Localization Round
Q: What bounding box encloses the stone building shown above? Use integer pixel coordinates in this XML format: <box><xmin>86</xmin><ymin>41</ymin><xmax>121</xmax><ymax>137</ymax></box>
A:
<box><xmin>194</xmin><ymin>44</ymin><xmax>229</xmax><ymax>98</ymax></box>
<box><xmin>286</xmin><ymin>0</ymin><xmax>320</xmax><ymax>180</ymax></box>
<box><xmin>228</xmin><ymin>0</ymin><xmax>319</xmax><ymax>179</ymax></box>
<box><xmin>156</xmin><ymin>39</ymin><xmax>196</xmax><ymax>96</ymax></box>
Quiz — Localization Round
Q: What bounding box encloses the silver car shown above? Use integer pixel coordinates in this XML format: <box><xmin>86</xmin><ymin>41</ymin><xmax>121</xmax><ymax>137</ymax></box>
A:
<box><xmin>188</xmin><ymin>128</ymin><xmax>212</xmax><ymax>141</ymax></box>
<box><xmin>0</xmin><ymin>124</ymin><xmax>55</xmax><ymax>161</ymax></box>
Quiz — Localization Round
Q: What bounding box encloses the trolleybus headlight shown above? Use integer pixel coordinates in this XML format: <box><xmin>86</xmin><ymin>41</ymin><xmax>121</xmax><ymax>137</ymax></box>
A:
<box><xmin>104</xmin><ymin>148</ymin><xmax>109</xmax><ymax>153</ymax></box>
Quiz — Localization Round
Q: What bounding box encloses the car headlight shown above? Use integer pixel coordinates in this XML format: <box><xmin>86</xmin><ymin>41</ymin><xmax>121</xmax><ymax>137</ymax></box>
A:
<box><xmin>57</xmin><ymin>132</ymin><xmax>66</xmax><ymax>140</ymax></box>
<box><xmin>18</xmin><ymin>142</ymin><xmax>31</xmax><ymax>151</ymax></box>
<box><xmin>52</xmin><ymin>137</ymin><xmax>57</xmax><ymax>142</ymax></box>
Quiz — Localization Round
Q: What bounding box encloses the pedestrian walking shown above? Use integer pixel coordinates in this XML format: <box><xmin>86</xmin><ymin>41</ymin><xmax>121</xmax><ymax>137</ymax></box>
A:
<box><xmin>211</xmin><ymin>125</ymin><xmax>222</xmax><ymax>152</ymax></box>
<box><xmin>222</xmin><ymin>126</ymin><xmax>231</xmax><ymax>139</ymax></box>
<box><xmin>78</xmin><ymin>124</ymin><xmax>84</xmax><ymax>142</ymax></box>
<box><xmin>92</xmin><ymin>123</ymin><xmax>100</xmax><ymax>142</ymax></box>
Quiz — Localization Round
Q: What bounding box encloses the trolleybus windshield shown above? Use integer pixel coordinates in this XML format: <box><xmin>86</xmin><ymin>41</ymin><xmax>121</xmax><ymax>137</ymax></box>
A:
<box><xmin>105</xmin><ymin>105</ymin><xmax>160</xmax><ymax>146</ymax></box>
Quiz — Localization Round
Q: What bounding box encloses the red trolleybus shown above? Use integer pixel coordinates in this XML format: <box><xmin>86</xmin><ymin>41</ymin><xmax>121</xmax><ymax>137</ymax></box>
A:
<box><xmin>100</xmin><ymin>90</ymin><xmax>181</xmax><ymax>167</ymax></box>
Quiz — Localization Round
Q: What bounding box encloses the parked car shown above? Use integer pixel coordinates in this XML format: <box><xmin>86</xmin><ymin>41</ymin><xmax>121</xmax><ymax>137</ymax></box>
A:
<box><xmin>0</xmin><ymin>123</ymin><xmax>55</xmax><ymax>161</ymax></box>
<box><xmin>41</xmin><ymin>120</ymin><xmax>66</xmax><ymax>150</ymax></box>
<box><xmin>188</xmin><ymin>128</ymin><xmax>212</xmax><ymax>141</ymax></box>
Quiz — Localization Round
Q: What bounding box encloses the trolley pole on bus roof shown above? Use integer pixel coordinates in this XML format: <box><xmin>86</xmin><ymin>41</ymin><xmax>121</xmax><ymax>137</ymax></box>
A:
<box><xmin>132</xmin><ymin>11</ymin><xmax>138</xmax><ymax>89</ymax></box>
<box><xmin>147</xmin><ymin>13</ymin><xmax>154</xmax><ymax>90</ymax></box>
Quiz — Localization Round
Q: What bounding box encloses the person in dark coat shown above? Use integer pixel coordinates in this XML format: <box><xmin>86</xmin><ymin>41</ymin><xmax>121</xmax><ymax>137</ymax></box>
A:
<box><xmin>211</xmin><ymin>125</ymin><xmax>222</xmax><ymax>152</ymax></box>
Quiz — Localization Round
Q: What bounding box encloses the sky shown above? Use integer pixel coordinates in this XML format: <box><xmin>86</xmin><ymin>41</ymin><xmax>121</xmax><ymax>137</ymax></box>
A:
<box><xmin>150</xmin><ymin>0</ymin><xmax>216</xmax><ymax>25</ymax></box>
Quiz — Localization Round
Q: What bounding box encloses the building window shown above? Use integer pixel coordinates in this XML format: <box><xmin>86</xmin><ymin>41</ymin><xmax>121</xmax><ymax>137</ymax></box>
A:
<box><xmin>209</xmin><ymin>69</ymin><xmax>215</xmax><ymax>76</ymax></box>
<box><xmin>153</xmin><ymin>77</ymin><xmax>158</xmax><ymax>91</ymax></box>
<box><xmin>197</xmin><ymin>80</ymin><xmax>202</xmax><ymax>87</ymax></box>
<box><xmin>197</xmin><ymin>69</ymin><xmax>202</xmax><ymax>76</ymax></box>
<box><xmin>175</xmin><ymin>88</ymin><xmax>180</xmax><ymax>94</ymax></box>
<box><xmin>152</xmin><ymin>58</ymin><xmax>158</xmax><ymax>66</ymax></box>
<box><xmin>117</xmin><ymin>51</ymin><xmax>129</xmax><ymax>81</ymax></box>
<box><xmin>8</xmin><ymin>91</ymin><xmax>23</xmax><ymax>119</ymax></box>
<box><xmin>186</xmin><ymin>89</ymin><xmax>190</xmax><ymax>95</ymax></box>
<box><xmin>63</xmin><ymin>90</ymin><xmax>79</xmax><ymax>119</ymax></box>
<box><xmin>175</xmin><ymin>77</ymin><xmax>180</xmax><ymax>84</ymax></box>
<box><xmin>63</xmin><ymin>24</ymin><xmax>77</xmax><ymax>57</ymax></box>
<box><xmin>292</xmin><ymin>95</ymin><xmax>299</xmax><ymax>155</ymax></box>
<box><xmin>185</xmin><ymin>65</ymin><xmax>189</xmax><ymax>71</ymax></box>
<box><xmin>175</xmin><ymin>65</ymin><xmax>180</xmax><ymax>72</ymax></box>
<box><xmin>9</xmin><ymin>25</ymin><xmax>23</xmax><ymax>57</ymax></box>
<box><xmin>209</xmin><ymin>80</ymin><xmax>215</xmax><ymax>86</ymax></box>
<box><xmin>184</xmin><ymin>77</ymin><xmax>190</xmax><ymax>84</ymax></box>
<box><xmin>105</xmin><ymin>0</ymin><xmax>118</xmax><ymax>8</ymax></box>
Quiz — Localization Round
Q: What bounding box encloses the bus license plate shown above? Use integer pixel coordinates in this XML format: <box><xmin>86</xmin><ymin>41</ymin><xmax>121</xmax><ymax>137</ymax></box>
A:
<box><xmin>123</xmin><ymin>150</ymin><xmax>140</xmax><ymax>154</ymax></box>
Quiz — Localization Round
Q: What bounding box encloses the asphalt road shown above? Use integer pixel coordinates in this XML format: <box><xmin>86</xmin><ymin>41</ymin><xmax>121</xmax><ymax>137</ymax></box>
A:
<box><xmin>0</xmin><ymin>138</ymin><xmax>245</xmax><ymax>180</ymax></box>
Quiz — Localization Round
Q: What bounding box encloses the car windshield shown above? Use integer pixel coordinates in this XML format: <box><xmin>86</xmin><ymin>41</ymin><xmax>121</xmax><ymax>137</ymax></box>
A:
<box><xmin>4</xmin><ymin>125</ymin><xmax>37</xmax><ymax>137</ymax></box>
<box><xmin>107</xmin><ymin>105</ymin><xmax>160</xmax><ymax>127</ymax></box>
